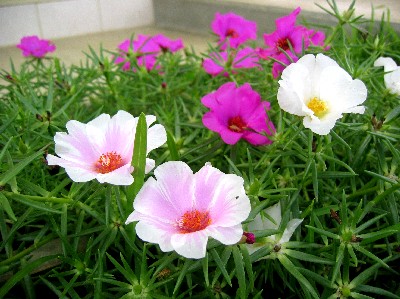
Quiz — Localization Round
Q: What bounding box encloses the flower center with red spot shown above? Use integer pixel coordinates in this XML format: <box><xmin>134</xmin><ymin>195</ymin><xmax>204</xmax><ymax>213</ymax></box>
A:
<box><xmin>226</xmin><ymin>28</ymin><xmax>239</xmax><ymax>38</ymax></box>
<box><xmin>177</xmin><ymin>210</ymin><xmax>211</xmax><ymax>234</ymax></box>
<box><xmin>95</xmin><ymin>151</ymin><xmax>124</xmax><ymax>174</ymax></box>
<box><xmin>276</xmin><ymin>38</ymin><xmax>290</xmax><ymax>51</ymax></box>
<box><xmin>228</xmin><ymin>116</ymin><xmax>247</xmax><ymax>133</ymax></box>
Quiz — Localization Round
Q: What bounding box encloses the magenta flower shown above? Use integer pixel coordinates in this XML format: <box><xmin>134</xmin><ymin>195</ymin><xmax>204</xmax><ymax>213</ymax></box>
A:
<box><xmin>16</xmin><ymin>35</ymin><xmax>56</xmax><ymax>58</ymax></box>
<box><xmin>202</xmin><ymin>47</ymin><xmax>260</xmax><ymax>76</ymax></box>
<box><xmin>258</xmin><ymin>7</ymin><xmax>326</xmax><ymax>77</ymax></box>
<box><xmin>115</xmin><ymin>34</ymin><xmax>184</xmax><ymax>71</ymax></box>
<box><xmin>263</xmin><ymin>8</ymin><xmax>326</xmax><ymax>58</ymax></box>
<box><xmin>115</xmin><ymin>36</ymin><xmax>159</xmax><ymax>71</ymax></box>
<box><xmin>152</xmin><ymin>34</ymin><xmax>184</xmax><ymax>53</ymax></box>
<box><xmin>47</xmin><ymin>111</ymin><xmax>167</xmax><ymax>185</ymax></box>
<box><xmin>126</xmin><ymin>161</ymin><xmax>251</xmax><ymax>259</ymax></box>
<box><xmin>262</xmin><ymin>7</ymin><xmax>306</xmax><ymax>58</ymax></box>
<box><xmin>201</xmin><ymin>82</ymin><xmax>275</xmax><ymax>146</ymax></box>
<box><xmin>211</xmin><ymin>12</ymin><xmax>257</xmax><ymax>49</ymax></box>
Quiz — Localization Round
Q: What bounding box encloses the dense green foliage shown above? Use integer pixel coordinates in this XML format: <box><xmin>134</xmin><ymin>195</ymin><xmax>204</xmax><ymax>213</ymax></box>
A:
<box><xmin>1</xmin><ymin>1</ymin><xmax>400</xmax><ymax>298</ymax></box>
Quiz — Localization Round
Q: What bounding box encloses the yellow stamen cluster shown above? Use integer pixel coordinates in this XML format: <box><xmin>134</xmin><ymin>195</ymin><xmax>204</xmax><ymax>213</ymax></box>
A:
<box><xmin>307</xmin><ymin>97</ymin><xmax>328</xmax><ymax>118</ymax></box>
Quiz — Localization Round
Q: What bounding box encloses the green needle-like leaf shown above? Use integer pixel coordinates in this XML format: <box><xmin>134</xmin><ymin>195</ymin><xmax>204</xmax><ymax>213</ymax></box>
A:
<box><xmin>278</xmin><ymin>254</ymin><xmax>320</xmax><ymax>299</ymax></box>
<box><xmin>232</xmin><ymin>245</ymin><xmax>246</xmax><ymax>299</ymax></box>
<box><xmin>126</xmin><ymin>113</ymin><xmax>148</xmax><ymax>209</ymax></box>
<box><xmin>0</xmin><ymin>144</ymin><xmax>50</xmax><ymax>187</ymax></box>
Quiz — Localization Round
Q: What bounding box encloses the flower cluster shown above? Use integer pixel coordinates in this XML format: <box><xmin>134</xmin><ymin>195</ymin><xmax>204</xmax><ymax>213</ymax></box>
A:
<box><xmin>16</xmin><ymin>35</ymin><xmax>56</xmax><ymax>58</ymax></box>
<box><xmin>43</xmin><ymin>6</ymin><xmax>396</xmax><ymax>263</ymax></box>
<box><xmin>115</xmin><ymin>34</ymin><xmax>184</xmax><ymax>71</ymax></box>
<box><xmin>8</xmin><ymin>2</ymin><xmax>400</xmax><ymax>297</ymax></box>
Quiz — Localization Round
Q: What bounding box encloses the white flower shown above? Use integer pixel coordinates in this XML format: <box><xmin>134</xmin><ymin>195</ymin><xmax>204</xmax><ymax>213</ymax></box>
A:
<box><xmin>246</xmin><ymin>201</ymin><xmax>303</xmax><ymax>255</ymax></box>
<box><xmin>277</xmin><ymin>53</ymin><xmax>367</xmax><ymax>135</ymax></box>
<box><xmin>374</xmin><ymin>57</ymin><xmax>400</xmax><ymax>95</ymax></box>
<box><xmin>47</xmin><ymin>110</ymin><xmax>167</xmax><ymax>185</ymax></box>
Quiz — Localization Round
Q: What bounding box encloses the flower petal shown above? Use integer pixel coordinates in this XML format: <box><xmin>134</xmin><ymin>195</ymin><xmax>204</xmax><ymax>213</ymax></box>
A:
<box><xmin>134</xmin><ymin>217</ymin><xmax>174</xmax><ymax>252</ymax></box>
<box><xmin>374</xmin><ymin>57</ymin><xmax>398</xmax><ymax>72</ymax></box>
<box><xmin>279</xmin><ymin>218</ymin><xmax>303</xmax><ymax>244</ymax></box>
<box><xmin>96</xmin><ymin>164</ymin><xmax>133</xmax><ymax>185</ymax></box>
<box><xmin>133</xmin><ymin>162</ymin><xmax>195</xmax><ymax>220</ymax></box>
<box><xmin>147</xmin><ymin>124</ymin><xmax>167</xmax><ymax>154</ymax></box>
<box><xmin>171</xmin><ymin>231</ymin><xmax>208</xmax><ymax>259</ymax></box>
<box><xmin>207</xmin><ymin>225</ymin><xmax>243</xmax><ymax>245</ymax></box>
<box><xmin>47</xmin><ymin>154</ymin><xmax>97</xmax><ymax>182</ymax></box>
<box><xmin>247</xmin><ymin>201</ymin><xmax>282</xmax><ymax>232</ymax></box>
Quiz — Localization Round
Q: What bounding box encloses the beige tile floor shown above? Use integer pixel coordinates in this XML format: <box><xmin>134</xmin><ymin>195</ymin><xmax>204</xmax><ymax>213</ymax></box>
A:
<box><xmin>0</xmin><ymin>26</ymin><xmax>212</xmax><ymax>73</ymax></box>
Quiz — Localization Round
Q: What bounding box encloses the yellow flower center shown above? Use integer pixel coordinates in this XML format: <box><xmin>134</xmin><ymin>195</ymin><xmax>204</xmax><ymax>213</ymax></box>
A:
<box><xmin>177</xmin><ymin>210</ymin><xmax>212</xmax><ymax>234</ymax></box>
<box><xmin>307</xmin><ymin>97</ymin><xmax>328</xmax><ymax>118</ymax></box>
<box><xmin>95</xmin><ymin>151</ymin><xmax>123</xmax><ymax>174</ymax></box>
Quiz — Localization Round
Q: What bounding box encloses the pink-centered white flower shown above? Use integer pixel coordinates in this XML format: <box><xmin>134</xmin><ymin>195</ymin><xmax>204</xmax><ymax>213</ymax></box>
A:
<box><xmin>126</xmin><ymin>161</ymin><xmax>251</xmax><ymax>259</ymax></box>
<box><xmin>47</xmin><ymin>111</ymin><xmax>167</xmax><ymax>185</ymax></box>
<box><xmin>246</xmin><ymin>201</ymin><xmax>303</xmax><ymax>256</ymax></box>
<box><xmin>374</xmin><ymin>57</ymin><xmax>400</xmax><ymax>95</ymax></box>
<box><xmin>277</xmin><ymin>53</ymin><xmax>367</xmax><ymax>135</ymax></box>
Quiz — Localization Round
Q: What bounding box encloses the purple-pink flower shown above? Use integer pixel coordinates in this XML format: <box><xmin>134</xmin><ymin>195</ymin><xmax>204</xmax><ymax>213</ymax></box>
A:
<box><xmin>46</xmin><ymin>111</ymin><xmax>167</xmax><ymax>185</ymax></box>
<box><xmin>152</xmin><ymin>34</ymin><xmax>184</xmax><ymax>53</ymax></box>
<box><xmin>211</xmin><ymin>12</ymin><xmax>257</xmax><ymax>49</ymax></box>
<box><xmin>126</xmin><ymin>161</ymin><xmax>251</xmax><ymax>259</ymax></box>
<box><xmin>202</xmin><ymin>47</ymin><xmax>260</xmax><ymax>76</ymax></box>
<box><xmin>16</xmin><ymin>35</ymin><xmax>56</xmax><ymax>58</ymax></box>
<box><xmin>258</xmin><ymin>7</ymin><xmax>326</xmax><ymax>77</ymax></box>
<box><xmin>114</xmin><ymin>34</ymin><xmax>184</xmax><ymax>71</ymax></box>
<box><xmin>201</xmin><ymin>82</ymin><xmax>275</xmax><ymax>146</ymax></box>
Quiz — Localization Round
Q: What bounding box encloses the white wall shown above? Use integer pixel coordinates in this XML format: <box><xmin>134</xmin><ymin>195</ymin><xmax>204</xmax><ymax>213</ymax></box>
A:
<box><xmin>0</xmin><ymin>0</ymin><xmax>154</xmax><ymax>47</ymax></box>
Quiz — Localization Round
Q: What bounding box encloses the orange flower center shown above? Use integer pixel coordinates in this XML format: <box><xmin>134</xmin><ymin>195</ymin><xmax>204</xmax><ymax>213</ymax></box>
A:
<box><xmin>177</xmin><ymin>210</ymin><xmax>212</xmax><ymax>234</ymax></box>
<box><xmin>307</xmin><ymin>97</ymin><xmax>329</xmax><ymax>118</ymax></box>
<box><xmin>276</xmin><ymin>38</ymin><xmax>290</xmax><ymax>51</ymax></box>
<box><xmin>226</xmin><ymin>28</ymin><xmax>239</xmax><ymax>38</ymax></box>
<box><xmin>228</xmin><ymin>116</ymin><xmax>247</xmax><ymax>133</ymax></box>
<box><xmin>95</xmin><ymin>151</ymin><xmax>124</xmax><ymax>174</ymax></box>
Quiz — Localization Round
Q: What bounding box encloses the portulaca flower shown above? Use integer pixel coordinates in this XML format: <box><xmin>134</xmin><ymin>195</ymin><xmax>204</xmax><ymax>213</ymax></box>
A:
<box><xmin>246</xmin><ymin>201</ymin><xmax>303</xmax><ymax>256</ymax></box>
<box><xmin>47</xmin><ymin>110</ymin><xmax>166</xmax><ymax>185</ymax></box>
<box><xmin>126</xmin><ymin>161</ymin><xmax>251</xmax><ymax>259</ymax></box>
<box><xmin>277</xmin><ymin>53</ymin><xmax>367</xmax><ymax>135</ymax></box>
<box><xmin>374</xmin><ymin>57</ymin><xmax>400</xmax><ymax>95</ymax></box>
